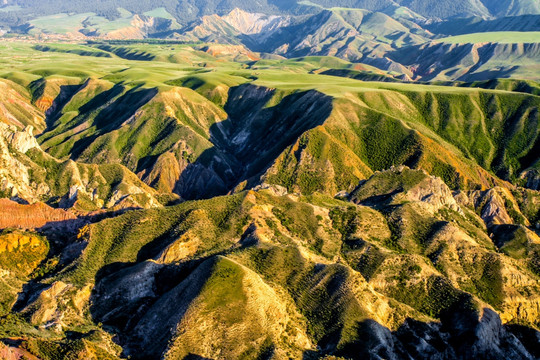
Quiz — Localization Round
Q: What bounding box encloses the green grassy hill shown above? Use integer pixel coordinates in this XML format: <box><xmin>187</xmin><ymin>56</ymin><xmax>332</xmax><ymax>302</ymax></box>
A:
<box><xmin>0</xmin><ymin>41</ymin><xmax>538</xmax><ymax>359</ymax></box>
<box><xmin>4</xmin><ymin>168</ymin><xmax>539</xmax><ymax>359</ymax></box>
<box><xmin>436</xmin><ymin>31</ymin><xmax>540</xmax><ymax>44</ymax></box>
<box><xmin>0</xmin><ymin>42</ymin><xmax>538</xmax><ymax>202</ymax></box>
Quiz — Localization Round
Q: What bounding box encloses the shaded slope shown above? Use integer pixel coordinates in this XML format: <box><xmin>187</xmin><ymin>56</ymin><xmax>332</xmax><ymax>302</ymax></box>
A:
<box><xmin>249</xmin><ymin>8</ymin><xmax>430</xmax><ymax>63</ymax></box>
<box><xmin>8</xmin><ymin>168</ymin><xmax>538</xmax><ymax>359</ymax></box>
<box><xmin>258</xmin><ymin>84</ymin><xmax>539</xmax><ymax>194</ymax></box>
<box><xmin>428</xmin><ymin>15</ymin><xmax>540</xmax><ymax>36</ymax></box>
<box><xmin>389</xmin><ymin>41</ymin><xmax>540</xmax><ymax>81</ymax></box>
<box><xmin>28</xmin><ymin>68</ymin><xmax>539</xmax><ymax>201</ymax></box>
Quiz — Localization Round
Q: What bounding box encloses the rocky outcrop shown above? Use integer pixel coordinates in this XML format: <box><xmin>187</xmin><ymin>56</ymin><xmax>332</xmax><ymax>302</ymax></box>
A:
<box><xmin>520</xmin><ymin>169</ymin><xmax>540</xmax><ymax>190</ymax></box>
<box><xmin>464</xmin><ymin>187</ymin><xmax>529</xmax><ymax>228</ymax></box>
<box><xmin>350</xmin><ymin>166</ymin><xmax>462</xmax><ymax>214</ymax></box>
<box><xmin>0</xmin><ymin>124</ymin><xmax>50</xmax><ymax>201</ymax></box>
<box><xmin>223</xmin><ymin>8</ymin><xmax>291</xmax><ymax>35</ymax></box>
<box><xmin>0</xmin><ymin>124</ymin><xmax>39</xmax><ymax>154</ymax></box>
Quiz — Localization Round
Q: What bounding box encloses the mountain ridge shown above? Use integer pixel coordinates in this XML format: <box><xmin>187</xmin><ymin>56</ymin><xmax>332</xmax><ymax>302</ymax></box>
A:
<box><xmin>0</xmin><ymin>5</ymin><xmax>538</xmax><ymax>359</ymax></box>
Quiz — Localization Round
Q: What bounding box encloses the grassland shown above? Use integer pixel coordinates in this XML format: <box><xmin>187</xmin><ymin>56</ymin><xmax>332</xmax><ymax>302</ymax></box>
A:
<box><xmin>0</xmin><ymin>40</ymin><xmax>538</xmax><ymax>359</ymax></box>
<box><xmin>0</xmin><ymin>41</ymin><xmax>537</xmax><ymax>199</ymax></box>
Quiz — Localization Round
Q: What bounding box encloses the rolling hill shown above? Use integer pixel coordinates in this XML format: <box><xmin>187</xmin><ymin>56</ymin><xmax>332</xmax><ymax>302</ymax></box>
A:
<box><xmin>0</xmin><ymin>2</ymin><xmax>539</xmax><ymax>83</ymax></box>
<box><xmin>0</xmin><ymin>14</ymin><xmax>538</xmax><ymax>360</ymax></box>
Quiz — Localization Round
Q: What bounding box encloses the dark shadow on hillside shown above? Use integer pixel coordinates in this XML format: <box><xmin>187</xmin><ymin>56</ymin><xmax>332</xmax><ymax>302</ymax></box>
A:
<box><xmin>90</xmin><ymin>251</ymin><xmax>540</xmax><ymax>360</ymax></box>
<box><xmin>94</xmin><ymin>44</ymin><xmax>157</xmax><ymax>61</ymax></box>
<box><xmin>457</xmin><ymin>65</ymin><xmax>519</xmax><ymax>82</ymax></box>
<box><xmin>9</xmin><ymin>207</ymin><xmax>140</xmax><ymax>312</ymax></box>
<box><xmin>182</xmin><ymin>355</ymin><xmax>213</xmax><ymax>360</ymax></box>
<box><xmin>29</xmin><ymin>78</ymin><xmax>46</xmax><ymax>104</ymax></box>
<box><xmin>302</xmin><ymin>308</ymin><xmax>540</xmax><ymax>360</ymax></box>
<box><xmin>89</xmin><ymin>254</ymin><xmax>230</xmax><ymax>359</ymax></box>
<box><xmin>44</xmin><ymin>81</ymin><xmax>88</xmax><ymax>129</ymax></box>
<box><xmin>518</xmin><ymin>123</ymin><xmax>540</xmax><ymax>171</ymax></box>
<box><xmin>70</xmin><ymin>85</ymin><xmax>158</xmax><ymax>159</ymax></box>
<box><xmin>174</xmin><ymin>83</ymin><xmax>333</xmax><ymax>200</ymax></box>
<box><xmin>490</xmin><ymin>93</ymin><xmax>537</xmax><ymax>180</ymax></box>
<box><xmin>78</xmin><ymin>83</ymin><xmax>125</xmax><ymax>114</ymax></box>
<box><xmin>88</xmin><ymin>221</ymin><xmax>265</xmax><ymax>358</ymax></box>
<box><xmin>38</xmin><ymin>83</ymin><xmax>127</xmax><ymax>147</ymax></box>
<box><xmin>321</xmin><ymin>68</ymin><xmax>402</xmax><ymax>83</ymax></box>
<box><xmin>135</xmin><ymin>212</ymin><xmax>192</xmax><ymax>263</ymax></box>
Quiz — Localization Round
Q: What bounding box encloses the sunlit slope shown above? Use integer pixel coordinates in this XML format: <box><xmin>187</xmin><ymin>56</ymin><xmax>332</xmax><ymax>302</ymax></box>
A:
<box><xmin>1</xmin><ymin>43</ymin><xmax>538</xmax><ymax>201</ymax></box>
<box><xmin>0</xmin><ymin>42</ymin><xmax>538</xmax><ymax>360</ymax></box>
<box><xmin>13</xmin><ymin>169</ymin><xmax>539</xmax><ymax>359</ymax></box>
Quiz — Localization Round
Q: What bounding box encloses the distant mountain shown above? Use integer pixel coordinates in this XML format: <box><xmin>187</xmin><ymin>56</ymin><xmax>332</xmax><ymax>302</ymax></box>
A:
<box><xmin>0</xmin><ymin>0</ymin><xmax>292</xmax><ymax>26</ymax></box>
<box><xmin>170</xmin><ymin>8</ymin><xmax>540</xmax><ymax>82</ymax></box>
<box><xmin>305</xmin><ymin>0</ymin><xmax>540</xmax><ymax>19</ymax></box>
<box><xmin>428</xmin><ymin>14</ymin><xmax>540</xmax><ymax>35</ymax></box>
<box><xmin>177</xmin><ymin>8</ymin><xmax>432</xmax><ymax>62</ymax></box>
<box><xmin>1</xmin><ymin>0</ymin><xmax>540</xmax><ymax>28</ymax></box>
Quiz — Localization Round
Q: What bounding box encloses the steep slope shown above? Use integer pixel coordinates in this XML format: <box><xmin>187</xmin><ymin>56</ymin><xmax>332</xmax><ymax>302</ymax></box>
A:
<box><xmin>303</xmin><ymin>0</ymin><xmax>540</xmax><ymax>18</ymax></box>
<box><xmin>428</xmin><ymin>15</ymin><xmax>540</xmax><ymax>36</ymax></box>
<box><xmin>4</xmin><ymin>168</ymin><xmax>538</xmax><ymax>359</ymax></box>
<box><xmin>250</xmin><ymin>78</ymin><xmax>538</xmax><ymax>194</ymax></box>
<box><xmin>0</xmin><ymin>79</ymin><xmax>45</xmax><ymax>133</ymax></box>
<box><xmin>481</xmin><ymin>0</ymin><xmax>540</xmax><ymax>17</ymax></box>
<box><xmin>0</xmin><ymin>115</ymin><xmax>168</xmax><ymax>210</ymax></box>
<box><xmin>389</xmin><ymin>40</ymin><xmax>540</xmax><ymax>81</ymax></box>
<box><xmin>0</xmin><ymin>231</ymin><xmax>48</xmax><ymax>316</ymax></box>
<box><xmin>17</xmin><ymin>65</ymin><xmax>537</xmax><ymax>201</ymax></box>
<box><xmin>175</xmin><ymin>8</ymin><xmax>292</xmax><ymax>45</ymax></box>
<box><xmin>1</xmin><ymin>41</ymin><xmax>538</xmax><ymax>204</ymax></box>
<box><xmin>249</xmin><ymin>8</ymin><xmax>431</xmax><ymax>63</ymax></box>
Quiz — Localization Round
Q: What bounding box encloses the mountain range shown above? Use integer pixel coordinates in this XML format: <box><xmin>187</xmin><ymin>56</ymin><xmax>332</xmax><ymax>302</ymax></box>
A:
<box><xmin>1</xmin><ymin>1</ymin><xmax>539</xmax><ymax>82</ymax></box>
<box><xmin>0</xmin><ymin>1</ymin><xmax>539</xmax><ymax>359</ymax></box>
<box><xmin>2</xmin><ymin>0</ymin><xmax>540</xmax><ymax>22</ymax></box>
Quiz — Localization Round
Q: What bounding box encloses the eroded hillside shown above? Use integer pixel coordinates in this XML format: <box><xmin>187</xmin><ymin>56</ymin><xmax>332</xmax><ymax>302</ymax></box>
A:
<box><xmin>0</xmin><ymin>42</ymin><xmax>538</xmax><ymax>359</ymax></box>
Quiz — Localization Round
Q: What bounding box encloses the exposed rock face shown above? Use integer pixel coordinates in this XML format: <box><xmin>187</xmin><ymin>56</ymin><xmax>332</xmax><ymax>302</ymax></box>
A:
<box><xmin>1</xmin><ymin>117</ymin><xmax>165</xmax><ymax>210</ymax></box>
<box><xmin>479</xmin><ymin>189</ymin><xmax>514</xmax><ymax>227</ymax></box>
<box><xmin>223</xmin><ymin>8</ymin><xmax>290</xmax><ymax>35</ymax></box>
<box><xmin>104</xmin><ymin>14</ymin><xmax>175</xmax><ymax>40</ymax></box>
<box><xmin>400</xmin><ymin>171</ymin><xmax>462</xmax><ymax>214</ymax></box>
<box><xmin>521</xmin><ymin>169</ymin><xmax>540</xmax><ymax>190</ymax></box>
<box><xmin>0</xmin><ymin>199</ymin><xmax>78</xmax><ymax>230</ymax></box>
<box><xmin>118</xmin><ymin>256</ymin><xmax>309</xmax><ymax>360</ymax></box>
<box><xmin>466</xmin><ymin>187</ymin><xmax>526</xmax><ymax>228</ymax></box>
<box><xmin>441</xmin><ymin>307</ymin><xmax>534</xmax><ymax>360</ymax></box>
<box><xmin>349</xmin><ymin>166</ymin><xmax>462</xmax><ymax>214</ymax></box>
<box><xmin>0</xmin><ymin>122</ymin><xmax>49</xmax><ymax>201</ymax></box>
<box><xmin>177</xmin><ymin>8</ymin><xmax>290</xmax><ymax>45</ymax></box>
<box><xmin>0</xmin><ymin>124</ymin><xmax>39</xmax><ymax>154</ymax></box>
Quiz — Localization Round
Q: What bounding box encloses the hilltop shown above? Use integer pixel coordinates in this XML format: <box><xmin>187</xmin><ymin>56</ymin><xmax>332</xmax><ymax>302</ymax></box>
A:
<box><xmin>0</xmin><ymin>2</ymin><xmax>539</xmax><ymax>82</ymax></box>
<box><xmin>0</xmin><ymin>31</ymin><xmax>538</xmax><ymax>360</ymax></box>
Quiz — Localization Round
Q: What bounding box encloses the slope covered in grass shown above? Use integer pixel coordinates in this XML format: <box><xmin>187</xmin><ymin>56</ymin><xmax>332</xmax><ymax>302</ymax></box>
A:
<box><xmin>4</xmin><ymin>167</ymin><xmax>538</xmax><ymax>359</ymax></box>
<box><xmin>0</xmin><ymin>42</ymin><xmax>538</xmax><ymax>203</ymax></box>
